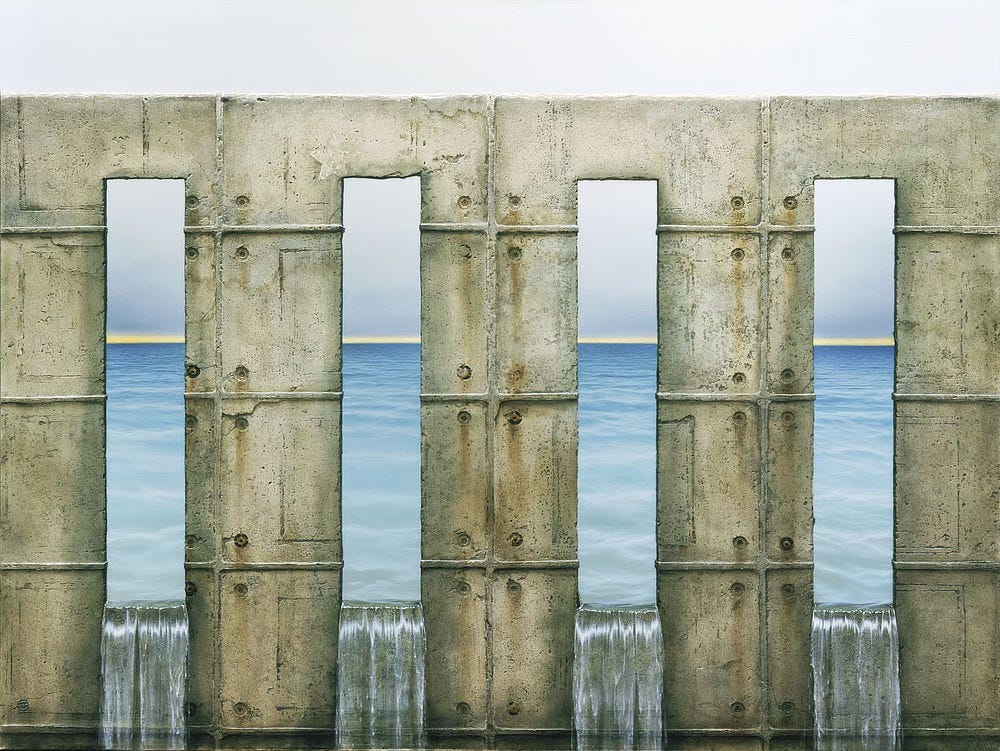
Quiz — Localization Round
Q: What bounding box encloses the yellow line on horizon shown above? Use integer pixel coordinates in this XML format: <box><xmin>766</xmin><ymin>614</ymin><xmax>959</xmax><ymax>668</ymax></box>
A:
<box><xmin>107</xmin><ymin>334</ymin><xmax>185</xmax><ymax>344</ymax></box>
<box><xmin>814</xmin><ymin>337</ymin><xmax>894</xmax><ymax>346</ymax></box>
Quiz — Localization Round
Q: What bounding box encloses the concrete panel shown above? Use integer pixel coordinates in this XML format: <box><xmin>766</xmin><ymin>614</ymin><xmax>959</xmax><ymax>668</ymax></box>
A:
<box><xmin>184</xmin><ymin>397</ymin><xmax>216</xmax><ymax>564</ymax></box>
<box><xmin>494</xmin><ymin>400</ymin><xmax>577</xmax><ymax>563</ymax></box>
<box><xmin>184</xmin><ymin>567</ymin><xmax>217</xmax><ymax>736</ymax></box>
<box><xmin>768</xmin><ymin>97</ymin><xmax>1000</xmax><ymax>227</ymax></box>
<box><xmin>765</xmin><ymin>402</ymin><xmax>813</xmax><ymax>562</ymax></box>
<box><xmin>0</xmin><ymin>570</ymin><xmax>103</xmax><ymax>728</ymax></box>
<box><xmin>219</xmin><ymin>398</ymin><xmax>341</xmax><ymax>563</ymax></box>
<box><xmin>421</xmin><ymin>402</ymin><xmax>489</xmax><ymax>562</ymax></box>
<box><xmin>0</xmin><ymin>232</ymin><xmax>104</xmax><ymax>398</ymax></box>
<box><xmin>765</xmin><ymin>570</ymin><xmax>813</xmax><ymax>732</ymax></box>
<box><xmin>667</xmin><ymin>739</ymin><xmax>764</xmax><ymax>751</ymax></box>
<box><xmin>895</xmin><ymin>403</ymin><xmax>1000</xmax><ymax>562</ymax></box>
<box><xmin>221</xmin><ymin>96</ymin><xmax>489</xmax><ymax>226</ymax></box>
<box><xmin>420</xmin><ymin>231</ymin><xmax>488</xmax><ymax>396</ymax></box>
<box><xmin>497</xmin><ymin>233</ymin><xmax>577</xmax><ymax>394</ymax></box>
<box><xmin>766</xmin><ymin>232</ymin><xmax>814</xmax><ymax>395</ymax></box>
<box><xmin>656</xmin><ymin>402</ymin><xmax>759</xmax><ymax>562</ymax></box>
<box><xmin>896</xmin><ymin>233</ymin><xmax>999</xmax><ymax>395</ymax></box>
<box><xmin>0</xmin><ymin>95</ymin><xmax>217</xmax><ymax>228</ymax></box>
<box><xmin>896</xmin><ymin>570</ymin><xmax>1000</xmax><ymax>729</ymax></box>
<box><xmin>184</xmin><ymin>231</ymin><xmax>217</xmax><ymax>394</ymax></box>
<box><xmin>220</xmin><ymin>232</ymin><xmax>341</xmax><ymax>394</ymax></box>
<box><xmin>0</xmin><ymin>402</ymin><xmax>105</xmax><ymax>563</ymax></box>
<box><xmin>494</xmin><ymin>97</ymin><xmax>762</xmax><ymax>226</ymax></box>
<box><xmin>658</xmin><ymin>571</ymin><xmax>761</xmax><ymax>731</ymax></box>
<box><xmin>490</xmin><ymin>569</ymin><xmax>576</xmax><ymax>731</ymax></box>
<box><xmin>218</xmin><ymin>570</ymin><xmax>340</xmax><ymax>730</ymax></box>
<box><xmin>658</xmin><ymin>233</ymin><xmax>761</xmax><ymax>394</ymax></box>
<box><xmin>422</xmin><ymin>568</ymin><xmax>488</xmax><ymax>731</ymax></box>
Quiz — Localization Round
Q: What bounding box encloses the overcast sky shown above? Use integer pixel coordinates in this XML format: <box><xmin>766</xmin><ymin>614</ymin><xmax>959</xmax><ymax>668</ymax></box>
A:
<box><xmin>3</xmin><ymin>0</ymin><xmax>998</xmax><ymax>337</ymax></box>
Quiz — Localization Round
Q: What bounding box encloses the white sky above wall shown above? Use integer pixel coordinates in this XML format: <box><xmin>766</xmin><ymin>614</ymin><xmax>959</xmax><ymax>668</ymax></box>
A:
<box><xmin>2</xmin><ymin>0</ymin><xmax>998</xmax><ymax>338</ymax></box>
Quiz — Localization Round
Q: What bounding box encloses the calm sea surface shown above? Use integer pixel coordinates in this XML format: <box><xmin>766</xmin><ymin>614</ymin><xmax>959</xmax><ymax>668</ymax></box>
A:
<box><xmin>106</xmin><ymin>344</ymin><xmax>893</xmax><ymax>606</ymax></box>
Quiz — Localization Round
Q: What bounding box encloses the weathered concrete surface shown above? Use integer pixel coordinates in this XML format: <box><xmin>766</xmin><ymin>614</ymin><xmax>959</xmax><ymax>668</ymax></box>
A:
<box><xmin>0</xmin><ymin>94</ymin><xmax>997</xmax><ymax>750</ymax></box>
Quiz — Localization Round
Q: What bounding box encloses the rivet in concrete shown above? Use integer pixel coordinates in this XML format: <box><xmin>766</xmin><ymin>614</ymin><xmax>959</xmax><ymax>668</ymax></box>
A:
<box><xmin>457</xmin><ymin>410</ymin><xmax>472</xmax><ymax>425</ymax></box>
<box><xmin>185</xmin><ymin>581</ymin><xmax>197</xmax><ymax>597</ymax></box>
<box><xmin>185</xmin><ymin>246</ymin><xmax>199</xmax><ymax>260</ymax></box>
<box><xmin>455</xmin><ymin>531</ymin><xmax>471</xmax><ymax>547</ymax></box>
<box><xmin>731</xmin><ymin>247</ymin><xmax>745</xmax><ymax>261</ymax></box>
<box><xmin>780</xmin><ymin>368</ymin><xmax>795</xmax><ymax>382</ymax></box>
<box><xmin>234</xmin><ymin>365</ymin><xmax>249</xmax><ymax>381</ymax></box>
<box><xmin>730</xmin><ymin>582</ymin><xmax>745</xmax><ymax>595</ymax></box>
<box><xmin>731</xmin><ymin>701</ymin><xmax>746</xmax><ymax>717</ymax></box>
<box><xmin>457</xmin><ymin>364</ymin><xmax>473</xmax><ymax>380</ymax></box>
<box><xmin>783</xmin><ymin>196</ymin><xmax>798</xmax><ymax>210</ymax></box>
<box><xmin>781</xmin><ymin>411</ymin><xmax>796</xmax><ymax>425</ymax></box>
<box><xmin>16</xmin><ymin>700</ymin><xmax>29</xmax><ymax>713</ymax></box>
<box><xmin>505</xmin><ymin>410</ymin><xmax>523</xmax><ymax>426</ymax></box>
<box><xmin>456</xmin><ymin>701</ymin><xmax>471</xmax><ymax>716</ymax></box>
<box><xmin>506</xmin><ymin>246</ymin><xmax>522</xmax><ymax>261</ymax></box>
<box><xmin>185</xmin><ymin>535</ymin><xmax>195</xmax><ymax>546</ymax></box>
<box><xmin>185</xmin><ymin>195</ymin><xmax>199</xmax><ymax>208</ymax></box>
<box><xmin>509</xmin><ymin>532</ymin><xmax>524</xmax><ymax>548</ymax></box>
<box><xmin>455</xmin><ymin>581</ymin><xmax>471</xmax><ymax>596</ymax></box>
<box><xmin>732</xmin><ymin>372</ymin><xmax>746</xmax><ymax>385</ymax></box>
<box><xmin>508</xmin><ymin>195</ymin><xmax>522</xmax><ymax>208</ymax></box>
<box><xmin>506</xmin><ymin>579</ymin><xmax>521</xmax><ymax>594</ymax></box>
<box><xmin>730</xmin><ymin>196</ymin><xmax>745</xmax><ymax>211</ymax></box>
<box><xmin>781</xmin><ymin>246</ymin><xmax>795</xmax><ymax>260</ymax></box>
<box><xmin>235</xmin><ymin>195</ymin><xmax>250</xmax><ymax>208</ymax></box>
<box><xmin>780</xmin><ymin>700</ymin><xmax>795</xmax><ymax>715</ymax></box>
<box><xmin>185</xmin><ymin>414</ymin><xmax>197</xmax><ymax>432</ymax></box>
<box><xmin>233</xmin><ymin>702</ymin><xmax>249</xmax><ymax>717</ymax></box>
<box><xmin>780</xmin><ymin>583</ymin><xmax>796</xmax><ymax>597</ymax></box>
<box><xmin>234</xmin><ymin>416</ymin><xmax>249</xmax><ymax>431</ymax></box>
<box><xmin>506</xmin><ymin>701</ymin><xmax>521</xmax><ymax>715</ymax></box>
<box><xmin>185</xmin><ymin>363</ymin><xmax>201</xmax><ymax>379</ymax></box>
<box><xmin>235</xmin><ymin>245</ymin><xmax>250</xmax><ymax>260</ymax></box>
<box><xmin>732</xmin><ymin>411</ymin><xmax>747</xmax><ymax>425</ymax></box>
<box><xmin>457</xmin><ymin>195</ymin><xmax>473</xmax><ymax>210</ymax></box>
<box><xmin>233</xmin><ymin>533</ymin><xmax>250</xmax><ymax>548</ymax></box>
<box><xmin>234</xmin><ymin>583</ymin><xmax>248</xmax><ymax>595</ymax></box>
<box><xmin>780</xmin><ymin>537</ymin><xmax>794</xmax><ymax>551</ymax></box>
<box><xmin>732</xmin><ymin>535</ymin><xmax>748</xmax><ymax>550</ymax></box>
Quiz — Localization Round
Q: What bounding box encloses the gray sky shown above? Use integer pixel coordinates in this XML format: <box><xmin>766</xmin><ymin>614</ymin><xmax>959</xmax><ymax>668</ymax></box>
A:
<box><xmin>4</xmin><ymin>0</ymin><xmax>998</xmax><ymax>337</ymax></box>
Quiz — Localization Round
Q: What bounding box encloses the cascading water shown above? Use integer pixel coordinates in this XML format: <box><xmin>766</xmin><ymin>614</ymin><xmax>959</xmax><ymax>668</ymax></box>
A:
<box><xmin>100</xmin><ymin>602</ymin><xmax>189</xmax><ymax>751</ymax></box>
<box><xmin>336</xmin><ymin>601</ymin><xmax>426</xmax><ymax>749</ymax></box>
<box><xmin>573</xmin><ymin>605</ymin><xmax>664</xmax><ymax>751</ymax></box>
<box><xmin>812</xmin><ymin>604</ymin><xmax>900</xmax><ymax>751</ymax></box>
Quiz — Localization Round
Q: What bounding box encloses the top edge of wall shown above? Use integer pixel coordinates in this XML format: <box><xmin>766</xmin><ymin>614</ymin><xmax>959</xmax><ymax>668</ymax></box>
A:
<box><xmin>0</xmin><ymin>92</ymin><xmax>998</xmax><ymax>100</ymax></box>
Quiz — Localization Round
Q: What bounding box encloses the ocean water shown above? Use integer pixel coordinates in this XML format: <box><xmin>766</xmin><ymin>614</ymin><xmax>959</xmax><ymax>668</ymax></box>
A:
<box><xmin>106</xmin><ymin>343</ymin><xmax>894</xmax><ymax>605</ymax></box>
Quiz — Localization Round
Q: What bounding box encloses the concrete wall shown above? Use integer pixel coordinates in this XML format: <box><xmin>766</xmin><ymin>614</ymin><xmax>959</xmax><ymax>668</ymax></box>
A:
<box><xmin>0</xmin><ymin>95</ymin><xmax>996</xmax><ymax>750</ymax></box>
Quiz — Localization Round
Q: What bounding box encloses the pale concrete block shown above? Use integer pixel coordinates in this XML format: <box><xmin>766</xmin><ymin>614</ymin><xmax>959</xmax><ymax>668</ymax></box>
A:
<box><xmin>666</xmin><ymin>739</ymin><xmax>764</xmax><ymax>751</ymax></box>
<box><xmin>765</xmin><ymin>402</ymin><xmax>813</xmax><ymax>562</ymax></box>
<box><xmin>218</xmin><ymin>570</ymin><xmax>339</xmax><ymax>730</ymax></box>
<box><xmin>497</xmin><ymin>233</ymin><xmax>577</xmax><ymax>394</ymax></box>
<box><xmin>421</xmin><ymin>402</ymin><xmax>488</xmax><ymax>562</ymax></box>
<box><xmin>183</xmin><ymin>567</ymin><xmax>217</xmax><ymax>735</ymax></box>
<box><xmin>422</xmin><ymin>568</ymin><xmax>488</xmax><ymax>731</ymax></box>
<box><xmin>183</xmin><ymin>231</ymin><xmax>217</xmax><ymax>394</ymax></box>
<box><xmin>490</xmin><ymin>569</ymin><xmax>576</xmax><ymax>731</ymax></box>
<box><xmin>768</xmin><ymin>97</ymin><xmax>1000</xmax><ymax>227</ymax></box>
<box><xmin>494</xmin><ymin>97</ymin><xmax>762</xmax><ymax>226</ymax></box>
<box><xmin>766</xmin><ymin>232</ymin><xmax>814</xmax><ymax>395</ymax></box>
<box><xmin>657</xmin><ymin>402</ymin><xmax>760</xmax><ymax>562</ymax></box>
<box><xmin>766</xmin><ymin>570</ymin><xmax>813</xmax><ymax>732</ymax></box>
<box><xmin>219</xmin><ymin>398</ymin><xmax>341</xmax><ymax>563</ymax></box>
<box><xmin>0</xmin><ymin>402</ymin><xmax>105</xmax><ymax>563</ymax></box>
<box><xmin>184</xmin><ymin>397</ymin><xmax>216</xmax><ymax>564</ymax></box>
<box><xmin>0</xmin><ymin>95</ymin><xmax>217</xmax><ymax>228</ymax></box>
<box><xmin>494</xmin><ymin>401</ymin><xmax>577</xmax><ymax>563</ymax></box>
<box><xmin>896</xmin><ymin>233</ymin><xmax>999</xmax><ymax>395</ymax></box>
<box><xmin>221</xmin><ymin>96</ymin><xmax>489</xmax><ymax>226</ymax></box>
<box><xmin>658</xmin><ymin>571</ymin><xmax>761</xmax><ymax>731</ymax></box>
<box><xmin>0</xmin><ymin>232</ymin><xmax>104</xmax><ymax>398</ymax></box>
<box><xmin>420</xmin><ymin>231</ymin><xmax>488</xmax><ymax>395</ymax></box>
<box><xmin>895</xmin><ymin>403</ymin><xmax>1000</xmax><ymax>562</ymax></box>
<box><xmin>658</xmin><ymin>233</ymin><xmax>761</xmax><ymax>394</ymax></box>
<box><xmin>220</xmin><ymin>232</ymin><xmax>342</xmax><ymax>394</ymax></box>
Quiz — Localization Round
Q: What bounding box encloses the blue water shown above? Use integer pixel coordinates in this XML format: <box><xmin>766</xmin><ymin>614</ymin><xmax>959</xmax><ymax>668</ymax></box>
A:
<box><xmin>106</xmin><ymin>343</ymin><xmax>894</xmax><ymax>606</ymax></box>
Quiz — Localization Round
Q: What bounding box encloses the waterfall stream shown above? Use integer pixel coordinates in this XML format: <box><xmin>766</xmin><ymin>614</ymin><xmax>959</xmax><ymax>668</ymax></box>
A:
<box><xmin>573</xmin><ymin>605</ymin><xmax>664</xmax><ymax>750</ymax></box>
<box><xmin>812</xmin><ymin>604</ymin><xmax>900</xmax><ymax>751</ymax></box>
<box><xmin>336</xmin><ymin>601</ymin><xmax>426</xmax><ymax>749</ymax></box>
<box><xmin>100</xmin><ymin>602</ymin><xmax>189</xmax><ymax>750</ymax></box>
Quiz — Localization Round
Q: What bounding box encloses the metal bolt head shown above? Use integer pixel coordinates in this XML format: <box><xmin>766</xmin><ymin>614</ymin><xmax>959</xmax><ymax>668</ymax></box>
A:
<box><xmin>185</xmin><ymin>414</ymin><xmax>197</xmax><ymax>433</ymax></box>
<box><xmin>455</xmin><ymin>531</ymin><xmax>471</xmax><ymax>547</ymax></box>
<box><xmin>780</xmin><ymin>537</ymin><xmax>795</xmax><ymax>551</ymax></box>
<box><xmin>508</xmin><ymin>195</ymin><xmax>522</xmax><ymax>208</ymax></box>
<box><xmin>506</xmin><ymin>579</ymin><xmax>521</xmax><ymax>594</ymax></box>
<box><xmin>455</xmin><ymin>581</ymin><xmax>471</xmax><ymax>596</ymax></box>
<box><xmin>732</xmin><ymin>411</ymin><xmax>747</xmax><ymax>425</ymax></box>
<box><xmin>185</xmin><ymin>195</ymin><xmax>199</xmax><ymax>208</ymax></box>
<box><xmin>235</xmin><ymin>245</ymin><xmax>250</xmax><ymax>260</ymax></box>
<box><xmin>234</xmin><ymin>416</ymin><xmax>249</xmax><ymax>431</ymax></box>
<box><xmin>732</xmin><ymin>535</ymin><xmax>748</xmax><ymax>550</ymax></box>
<box><xmin>185</xmin><ymin>580</ymin><xmax>197</xmax><ymax>597</ymax></box>
<box><xmin>457</xmin><ymin>195</ymin><xmax>472</xmax><ymax>210</ymax></box>
<box><xmin>457</xmin><ymin>364</ymin><xmax>473</xmax><ymax>380</ymax></box>
<box><xmin>185</xmin><ymin>246</ymin><xmax>199</xmax><ymax>260</ymax></box>
<box><xmin>235</xmin><ymin>195</ymin><xmax>250</xmax><ymax>208</ymax></box>
<box><xmin>233</xmin><ymin>533</ymin><xmax>250</xmax><ymax>549</ymax></box>
<box><xmin>506</xmin><ymin>701</ymin><xmax>520</xmax><ymax>715</ymax></box>
<box><xmin>780</xmin><ymin>368</ymin><xmax>795</xmax><ymax>382</ymax></box>
<box><xmin>781</xmin><ymin>583</ymin><xmax>796</xmax><ymax>598</ymax></box>
<box><xmin>456</xmin><ymin>701</ymin><xmax>471</xmax><ymax>716</ymax></box>
<box><xmin>781</xmin><ymin>411</ymin><xmax>796</xmax><ymax>425</ymax></box>
<box><xmin>731</xmin><ymin>247</ymin><xmax>745</xmax><ymax>261</ymax></box>
<box><xmin>730</xmin><ymin>581</ymin><xmax>745</xmax><ymax>595</ymax></box>
<box><xmin>234</xmin><ymin>582</ymin><xmax>249</xmax><ymax>596</ymax></box>
<box><xmin>505</xmin><ymin>410</ymin><xmax>523</xmax><ymax>426</ymax></box>
<box><xmin>783</xmin><ymin>196</ymin><xmax>798</xmax><ymax>210</ymax></box>
<box><xmin>509</xmin><ymin>532</ymin><xmax>524</xmax><ymax>548</ymax></box>
<box><xmin>781</xmin><ymin>246</ymin><xmax>795</xmax><ymax>260</ymax></box>
<box><xmin>730</xmin><ymin>196</ymin><xmax>745</xmax><ymax>211</ymax></box>
<box><xmin>457</xmin><ymin>410</ymin><xmax>472</xmax><ymax>425</ymax></box>
<box><xmin>780</xmin><ymin>700</ymin><xmax>795</xmax><ymax>715</ymax></box>
<box><xmin>507</xmin><ymin>246</ymin><xmax>522</xmax><ymax>261</ymax></box>
<box><xmin>732</xmin><ymin>372</ymin><xmax>746</xmax><ymax>385</ymax></box>
<box><xmin>185</xmin><ymin>363</ymin><xmax>201</xmax><ymax>379</ymax></box>
<box><xmin>233</xmin><ymin>701</ymin><xmax>249</xmax><ymax>717</ymax></box>
<box><xmin>731</xmin><ymin>701</ymin><xmax>746</xmax><ymax>717</ymax></box>
<box><xmin>16</xmin><ymin>699</ymin><xmax>29</xmax><ymax>713</ymax></box>
<box><xmin>235</xmin><ymin>365</ymin><xmax>249</xmax><ymax>381</ymax></box>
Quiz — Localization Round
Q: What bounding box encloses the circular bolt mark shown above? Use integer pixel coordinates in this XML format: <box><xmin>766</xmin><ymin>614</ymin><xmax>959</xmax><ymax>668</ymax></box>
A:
<box><xmin>235</xmin><ymin>195</ymin><xmax>250</xmax><ymax>208</ymax></box>
<box><xmin>780</xmin><ymin>368</ymin><xmax>795</xmax><ymax>382</ymax></box>
<box><xmin>509</xmin><ymin>532</ymin><xmax>524</xmax><ymax>548</ymax></box>
<box><xmin>731</xmin><ymin>247</ymin><xmax>745</xmax><ymax>261</ymax></box>
<box><xmin>732</xmin><ymin>536</ymin><xmax>748</xmax><ymax>550</ymax></box>
<box><xmin>732</xmin><ymin>372</ymin><xmax>746</xmax><ymax>385</ymax></box>
<box><xmin>185</xmin><ymin>414</ymin><xmax>197</xmax><ymax>432</ymax></box>
<box><xmin>457</xmin><ymin>410</ymin><xmax>472</xmax><ymax>425</ymax></box>
<box><xmin>780</xmin><ymin>537</ymin><xmax>795</xmax><ymax>551</ymax></box>
<box><xmin>732</xmin><ymin>411</ymin><xmax>747</xmax><ymax>425</ymax></box>
<box><xmin>455</xmin><ymin>531</ymin><xmax>471</xmax><ymax>547</ymax></box>
<box><xmin>458</xmin><ymin>244</ymin><xmax>472</xmax><ymax>259</ymax></box>
<box><xmin>780</xmin><ymin>700</ymin><xmax>795</xmax><ymax>716</ymax></box>
<box><xmin>730</xmin><ymin>196</ymin><xmax>745</xmax><ymax>211</ymax></box>
<box><xmin>731</xmin><ymin>582</ymin><xmax>745</xmax><ymax>595</ymax></box>
<box><xmin>185</xmin><ymin>246</ymin><xmax>199</xmax><ymax>260</ymax></box>
<box><xmin>457</xmin><ymin>195</ymin><xmax>473</xmax><ymax>210</ymax></box>
<box><xmin>507</xmin><ymin>246</ymin><xmax>523</xmax><ymax>261</ymax></box>
<box><xmin>783</xmin><ymin>196</ymin><xmax>798</xmax><ymax>210</ymax></box>
<box><xmin>507</xmin><ymin>579</ymin><xmax>521</xmax><ymax>594</ymax></box>
<box><xmin>16</xmin><ymin>699</ymin><xmax>29</xmax><ymax>713</ymax></box>
<box><xmin>506</xmin><ymin>701</ymin><xmax>520</xmax><ymax>716</ymax></box>
<box><xmin>235</xmin><ymin>365</ymin><xmax>249</xmax><ymax>381</ymax></box>
<box><xmin>234</xmin><ymin>416</ymin><xmax>249</xmax><ymax>431</ymax></box>
<box><xmin>235</xmin><ymin>245</ymin><xmax>250</xmax><ymax>260</ymax></box>
<box><xmin>731</xmin><ymin>701</ymin><xmax>746</xmax><ymax>717</ymax></box>
<box><xmin>456</xmin><ymin>701</ymin><xmax>471</xmax><ymax>716</ymax></box>
<box><xmin>233</xmin><ymin>701</ymin><xmax>249</xmax><ymax>717</ymax></box>
<box><xmin>455</xmin><ymin>581</ymin><xmax>471</xmax><ymax>596</ymax></box>
<box><xmin>185</xmin><ymin>580</ymin><xmax>197</xmax><ymax>597</ymax></box>
<box><xmin>186</xmin><ymin>363</ymin><xmax>201</xmax><ymax>379</ymax></box>
<box><xmin>185</xmin><ymin>195</ymin><xmax>199</xmax><ymax>208</ymax></box>
<box><xmin>781</xmin><ymin>411</ymin><xmax>796</xmax><ymax>425</ymax></box>
<box><xmin>781</xmin><ymin>583</ymin><xmax>796</xmax><ymax>598</ymax></box>
<box><xmin>185</xmin><ymin>534</ymin><xmax>195</xmax><ymax>546</ymax></box>
<box><xmin>457</xmin><ymin>364</ymin><xmax>473</xmax><ymax>380</ymax></box>
<box><xmin>505</xmin><ymin>410</ymin><xmax>523</xmax><ymax>426</ymax></box>
<box><xmin>508</xmin><ymin>195</ymin><xmax>522</xmax><ymax>209</ymax></box>
<box><xmin>184</xmin><ymin>702</ymin><xmax>198</xmax><ymax>719</ymax></box>
<box><xmin>781</xmin><ymin>246</ymin><xmax>795</xmax><ymax>261</ymax></box>
<box><xmin>234</xmin><ymin>582</ymin><xmax>249</xmax><ymax>596</ymax></box>
<box><xmin>233</xmin><ymin>532</ymin><xmax>250</xmax><ymax>549</ymax></box>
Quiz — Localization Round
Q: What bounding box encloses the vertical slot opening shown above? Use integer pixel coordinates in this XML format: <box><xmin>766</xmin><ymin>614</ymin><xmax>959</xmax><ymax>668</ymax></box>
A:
<box><xmin>341</xmin><ymin>177</ymin><xmax>421</xmax><ymax>602</ymax></box>
<box><xmin>813</xmin><ymin>179</ymin><xmax>896</xmax><ymax>605</ymax></box>
<box><xmin>576</xmin><ymin>179</ymin><xmax>658</xmax><ymax>605</ymax></box>
<box><xmin>105</xmin><ymin>178</ymin><xmax>186</xmax><ymax>602</ymax></box>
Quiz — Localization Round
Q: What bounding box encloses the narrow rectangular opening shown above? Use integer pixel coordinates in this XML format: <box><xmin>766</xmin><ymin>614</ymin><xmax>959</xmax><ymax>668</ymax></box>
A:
<box><xmin>813</xmin><ymin>178</ymin><xmax>895</xmax><ymax>605</ymax></box>
<box><xmin>576</xmin><ymin>179</ymin><xmax>658</xmax><ymax>605</ymax></box>
<box><xmin>341</xmin><ymin>177</ymin><xmax>421</xmax><ymax>601</ymax></box>
<box><xmin>105</xmin><ymin>179</ymin><xmax>186</xmax><ymax>602</ymax></box>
